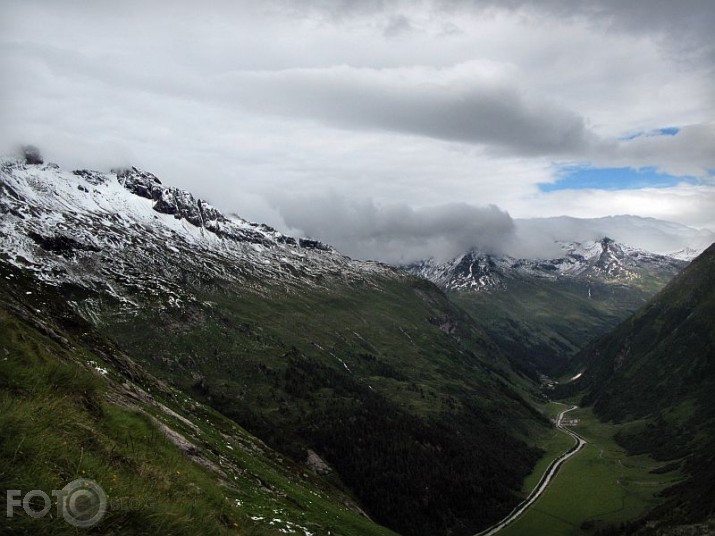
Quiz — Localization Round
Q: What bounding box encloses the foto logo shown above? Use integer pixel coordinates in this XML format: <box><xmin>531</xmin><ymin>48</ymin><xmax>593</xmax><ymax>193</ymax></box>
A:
<box><xmin>6</xmin><ymin>478</ymin><xmax>107</xmax><ymax>528</ymax></box>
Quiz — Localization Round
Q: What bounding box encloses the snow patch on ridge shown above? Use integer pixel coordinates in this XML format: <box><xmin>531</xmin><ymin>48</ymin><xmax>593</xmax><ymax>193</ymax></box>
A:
<box><xmin>0</xmin><ymin>158</ymin><xmax>398</xmax><ymax>316</ymax></box>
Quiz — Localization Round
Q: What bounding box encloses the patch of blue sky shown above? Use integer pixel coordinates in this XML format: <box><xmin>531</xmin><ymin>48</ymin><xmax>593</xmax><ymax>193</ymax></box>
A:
<box><xmin>620</xmin><ymin>126</ymin><xmax>680</xmax><ymax>140</ymax></box>
<box><xmin>539</xmin><ymin>165</ymin><xmax>698</xmax><ymax>192</ymax></box>
<box><xmin>657</xmin><ymin>127</ymin><xmax>680</xmax><ymax>136</ymax></box>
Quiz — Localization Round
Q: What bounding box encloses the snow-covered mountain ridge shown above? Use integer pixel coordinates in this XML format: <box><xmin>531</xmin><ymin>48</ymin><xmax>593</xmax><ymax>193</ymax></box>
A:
<box><xmin>0</xmin><ymin>158</ymin><xmax>396</xmax><ymax>312</ymax></box>
<box><xmin>406</xmin><ymin>237</ymin><xmax>687</xmax><ymax>293</ymax></box>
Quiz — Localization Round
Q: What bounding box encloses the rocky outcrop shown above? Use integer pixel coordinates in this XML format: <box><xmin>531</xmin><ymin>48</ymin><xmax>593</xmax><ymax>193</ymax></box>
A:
<box><xmin>115</xmin><ymin>167</ymin><xmax>163</xmax><ymax>199</ymax></box>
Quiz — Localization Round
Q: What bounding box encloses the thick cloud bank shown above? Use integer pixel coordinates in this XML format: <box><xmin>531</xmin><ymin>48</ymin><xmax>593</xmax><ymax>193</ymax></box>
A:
<box><xmin>275</xmin><ymin>195</ymin><xmax>514</xmax><ymax>263</ymax></box>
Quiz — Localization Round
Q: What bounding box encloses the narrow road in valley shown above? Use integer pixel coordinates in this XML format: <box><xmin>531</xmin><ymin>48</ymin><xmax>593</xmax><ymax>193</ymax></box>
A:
<box><xmin>475</xmin><ymin>405</ymin><xmax>587</xmax><ymax>536</ymax></box>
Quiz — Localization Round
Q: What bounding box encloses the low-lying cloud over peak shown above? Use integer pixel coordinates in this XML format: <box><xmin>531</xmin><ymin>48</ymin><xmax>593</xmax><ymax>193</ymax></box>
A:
<box><xmin>274</xmin><ymin>195</ymin><xmax>514</xmax><ymax>263</ymax></box>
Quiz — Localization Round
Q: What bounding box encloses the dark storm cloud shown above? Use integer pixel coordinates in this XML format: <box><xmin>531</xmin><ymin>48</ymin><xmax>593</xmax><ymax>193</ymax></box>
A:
<box><xmin>275</xmin><ymin>197</ymin><xmax>715</xmax><ymax>263</ymax></box>
<box><xmin>279</xmin><ymin>0</ymin><xmax>715</xmax><ymax>65</ymax></box>
<box><xmin>466</xmin><ymin>0</ymin><xmax>715</xmax><ymax>41</ymax></box>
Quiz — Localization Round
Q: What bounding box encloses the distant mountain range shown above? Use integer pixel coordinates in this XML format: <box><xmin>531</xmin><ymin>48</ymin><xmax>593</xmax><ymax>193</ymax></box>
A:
<box><xmin>510</xmin><ymin>215</ymin><xmax>714</xmax><ymax>261</ymax></box>
<box><xmin>405</xmin><ymin>238</ymin><xmax>688</xmax><ymax>376</ymax></box>
<box><xmin>406</xmin><ymin>237</ymin><xmax>687</xmax><ymax>293</ymax></box>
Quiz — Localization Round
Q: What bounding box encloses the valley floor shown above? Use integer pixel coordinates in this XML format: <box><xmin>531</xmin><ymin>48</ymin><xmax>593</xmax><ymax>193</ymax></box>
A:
<box><xmin>498</xmin><ymin>405</ymin><xmax>684</xmax><ymax>535</ymax></box>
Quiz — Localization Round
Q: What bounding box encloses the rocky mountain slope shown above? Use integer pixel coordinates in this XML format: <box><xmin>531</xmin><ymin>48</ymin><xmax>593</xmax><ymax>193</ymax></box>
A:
<box><xmin>405</xmin><ymin>239</ymin><xmax>687</xmax><ymax>376</ymax></box>
<box><xmin>562</xmin><ymin>243</ymin><xmax>715</xmax><ymax>533</ymax></box>
<box><xmin>0</xmin><ymin>158</ymin><xmax>391</xmax><ymax>310</ymax></box>
<box><xmin>0</xmin><ymin>157</ymin><xmax>547</xmax><ymax>536</ymax></box>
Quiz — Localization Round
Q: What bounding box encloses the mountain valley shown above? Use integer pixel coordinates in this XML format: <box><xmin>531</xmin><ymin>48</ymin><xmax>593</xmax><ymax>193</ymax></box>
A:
<box><xmin>1</xmin><ymin>156</ymin><xmax>712</xmax><ymax>536</ymax></box>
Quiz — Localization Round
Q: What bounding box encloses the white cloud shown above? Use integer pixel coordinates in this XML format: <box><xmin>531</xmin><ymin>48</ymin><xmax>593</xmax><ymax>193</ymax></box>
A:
<box><xmin>600</xmin><ymin>124</ymin><xmax>715</xmax><ymax>177</ymax></box>
<box><xmin>512</xmin><ymin>215</ymin><xmax>715</xmax><ymax>258</ymax></box>
<box><xmin>509</xmin><ymin>184</ymin><xmax>715</xmax><ymax>230</ymax></box>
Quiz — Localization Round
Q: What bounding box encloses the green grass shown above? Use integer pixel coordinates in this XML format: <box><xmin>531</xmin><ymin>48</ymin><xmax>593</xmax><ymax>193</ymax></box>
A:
<box><xmin>107</xmin><ymin>276</ymin><xmax>529</xmax><ymax>421</ymax></box>
<box><xmin>499</xmin><ymin>406</ymin><xmax>682</xmax><ymax>536</ymax></box>
<box><xmin>0</xmin><ymin>304</ymin><xmax>397</xmax><ymax>536</ymax></box>
<box><xmin>450</xmin><ymin>274</ymin><xmax>672</xmax><ymax>377</ymax></box>
<box><xmin>0</xmin><ymin>308</ymin><xmax>241</xmax><ymax>535</ymax></box>
<box><xmin>560</xmin><ymin>245</ymin><xmax>715</xmax><ymax>529</ymax></box>
<box><xmin>96</xmin><ymin>275</ymin><xmax>547</xmax><ymax>535</ymax></box>
<box><xmin>0</xmin><ymin>253</ymin><xmax>548</xmax><ymax>536</ymax></box>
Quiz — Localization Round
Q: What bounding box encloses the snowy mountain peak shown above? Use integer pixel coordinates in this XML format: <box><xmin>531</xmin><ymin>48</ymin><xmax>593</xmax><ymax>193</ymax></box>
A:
<box><xmin>0</xmin><ymin>158</ymin><xmax>393</xmax><ymax>312</ymax></box>
<box><xmin>405</xmin><ymin>238</ymin><xmax>687</xmax><ymax>293</ymax></box>
<box><xmin>1</xmin><ymin>157</ymin><xmax>335</xmax><ymax>251</ymax></box>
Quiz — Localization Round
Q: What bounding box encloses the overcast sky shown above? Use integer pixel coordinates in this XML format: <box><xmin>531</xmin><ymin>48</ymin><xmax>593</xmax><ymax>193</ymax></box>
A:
<box><xmin>2</xmin><ymin>0</ymin><xmax>714</xmax><ymax>262</ymax></box>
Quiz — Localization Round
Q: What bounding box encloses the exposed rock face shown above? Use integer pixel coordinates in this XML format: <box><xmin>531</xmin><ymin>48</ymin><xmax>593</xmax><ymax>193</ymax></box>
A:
<box><xmin>298</xmin><ymin>238</ymin><xmax>332</xmax><ymax>251</ymax></box>
<box><xmin>113</xmin><ymin>167</ymin><xmax>300</xmax><ymax>244</ymax></box>
<box><xmin>27</xmin><ymin>231</ymin><xmax>101</xmax><ymax>258</ymax></box>
<box><xmin>115</xmin><ymin>167</ymin><xmax>162</xmax><ymax>199</ymax></box>
<box><xmin>73</xmin><ymin>169</ymin><xmax>108</xmax><ymax>186</ymax></box>
<box><xmin>305</xmin><ymin>449</ymin><xmax>333</xmax><ymax>475</ymax></box>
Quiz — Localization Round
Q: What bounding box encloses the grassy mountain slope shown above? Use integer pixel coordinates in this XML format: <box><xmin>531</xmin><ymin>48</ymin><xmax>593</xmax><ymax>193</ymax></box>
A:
<box><xmin>452</xmin><ymin>272</ymin><xmax>676</xmax><ymax>378</ymax></box>
<box><xmin>0</xmin><ymin>259</ymin><xmax>547</xmax><ymax>536</ymax></box>
<box><xmin>0</xmin><ymin>264</ymin><xmax>397</xmax><ymax>536</ymax></box>
<box><xmin>563</xmin><ymin>243</ymin><xmax>715</xmax><ymax>531</ymax></box>
<box><xmin>409</xmin><ymin>239</ymin><xmax>685</xmax><ymax>378</ymax></box>
<box><xmin>98</xmin><ymin>274</ymin><xmax>546</xmax><ymax>536</ymax></box>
